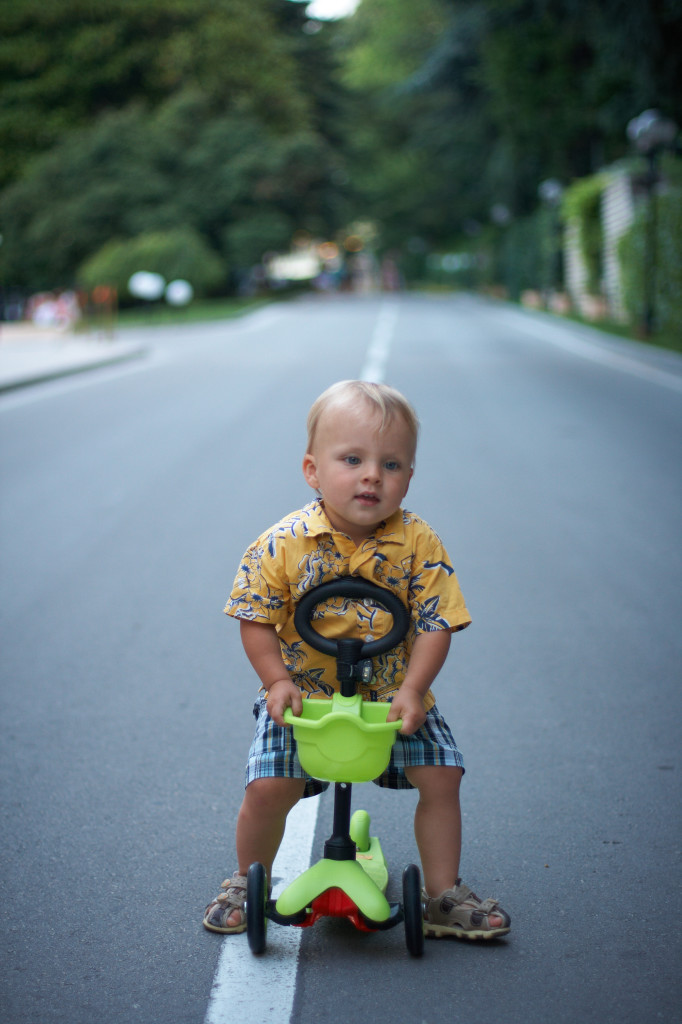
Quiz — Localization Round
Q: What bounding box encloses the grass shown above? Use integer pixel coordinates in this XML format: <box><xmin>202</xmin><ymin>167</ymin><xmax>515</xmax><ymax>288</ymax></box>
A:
<box><xmin>80</xmin><ymin>295</ymin><xmax>272</xmax><ymax>332</ymax></box>
<box><xmin>552</xmin><ymin>310</ymin><xmax>682</xmax><ymax>355</ymax></box>
<box><xmin>419</xmin><ymin>282</ymin><xmax>682</xmax><ymax>356</ymax></box>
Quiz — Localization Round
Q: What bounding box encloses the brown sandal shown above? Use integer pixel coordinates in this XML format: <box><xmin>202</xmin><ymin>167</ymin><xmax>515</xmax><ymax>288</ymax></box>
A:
<box><xmin>203</xmin><ymin>872</ymin><xmax>248</xmax><ymax>934</ymax></box>
<box><xmin>423</xmin><ymin>879</ymin><xmax>511</xmax><ymax>940</ymax></box>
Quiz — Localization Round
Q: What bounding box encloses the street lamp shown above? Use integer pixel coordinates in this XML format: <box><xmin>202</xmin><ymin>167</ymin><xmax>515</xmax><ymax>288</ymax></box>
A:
<box><xmin>538</xmin><ymin>179</ymin><xmax>564</xmax><ymax>306</ymax></box>
<box><xmin>626</xmin><ymin>109</ymin><xmax>679</xmax><ymax>336</ymax></box>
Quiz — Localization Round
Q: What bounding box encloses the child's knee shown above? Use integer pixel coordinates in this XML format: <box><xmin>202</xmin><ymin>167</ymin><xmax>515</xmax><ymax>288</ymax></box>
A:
<box><xmin>407</xmin><ymin>764</ymin><xmax>463</xmax><ymax>799</ymax></box>
<box><xmin>243</xmin><ymin>776</ymin><xmax>305</xmax><ymax>813</ymax></box>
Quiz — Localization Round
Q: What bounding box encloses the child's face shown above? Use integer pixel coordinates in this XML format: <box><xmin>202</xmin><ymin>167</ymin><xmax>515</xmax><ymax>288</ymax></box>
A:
<box><xmin>302</xmin><ymin>399</ymin><xmax>414</xmax><ymax>544</ymax></box>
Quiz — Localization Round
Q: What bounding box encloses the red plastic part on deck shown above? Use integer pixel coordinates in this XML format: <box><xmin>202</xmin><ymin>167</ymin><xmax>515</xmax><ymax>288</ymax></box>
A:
<box><xmin>299</xmin><ymin>888</ymin><xmax>376</xmax><ymax>932</ymax></box>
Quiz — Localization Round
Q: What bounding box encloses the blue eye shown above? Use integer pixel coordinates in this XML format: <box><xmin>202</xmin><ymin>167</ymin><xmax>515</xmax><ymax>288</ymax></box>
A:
<box><xmin>344</xmin><ymin>455</ymin><xmax>361</xmax><ymax>465</ymax></box>
<box><xmin>384</xmin><ymin>460</ymin><xmax>400</xmax><ymax>471</ymax></box>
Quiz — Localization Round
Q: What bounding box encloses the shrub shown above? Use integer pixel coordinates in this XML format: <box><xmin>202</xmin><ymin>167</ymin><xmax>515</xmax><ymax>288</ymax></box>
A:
<box><xmin>561</xmin><ymin>173</ymin><xmax>609</xmax><ymax>294</ymax></box>
<box><xmin>618</xmin><ymin>163</ymin><xmax>682</xmax><ymax>335</ymax></box>
<box><xmin>78</xmin><ymin>228</ymin><xmax>225</xmax><ymax>300</ymax></box>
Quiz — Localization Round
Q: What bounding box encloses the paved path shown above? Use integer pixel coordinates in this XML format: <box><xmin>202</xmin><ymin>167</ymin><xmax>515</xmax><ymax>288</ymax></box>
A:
<box><xmin>1</xmin><ymin>295</ymin><xmax>681</xmax><ymax>1024</ymax></box>
<box><xmin>0</xmin><ymin>322</ymin><xmax>146</xmax><ymax>391</ymax></box>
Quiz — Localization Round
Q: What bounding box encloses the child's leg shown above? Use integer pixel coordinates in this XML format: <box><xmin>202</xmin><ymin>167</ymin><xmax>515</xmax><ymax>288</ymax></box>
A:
<box><xmin>405</xmin><ymin>764</ymin><xmax>463</xmax><ymax>896</ymax></box>
<box><xmin>204</xmin><ymin>777</ymin><xmax>305</xmax><ymax>933</ymax></box>
<box><xmin>236</xmin><ymin>776</ymin><xmax>307</xmax><ymax>879</ymax></box>
<box><xmin>406</xmin><ymin>764</ymin><xmax>506</xmax><ymax>932</ymax></box>
<box><xmin>206</xmin><ymin>776</ymin><xmax>305</xmax><ymax>931</ymax></box>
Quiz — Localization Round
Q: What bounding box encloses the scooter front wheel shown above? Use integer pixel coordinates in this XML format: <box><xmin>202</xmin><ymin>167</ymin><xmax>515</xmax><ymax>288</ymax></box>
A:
<box><xmin>246</xmin><ymin>862</ymin><xmax>267</xmax><ymax>954</ymax></box>
<box><xmin>402</xmin><ymin>864</ymin><xmax>424</xmax><ymax>957</ymax></box>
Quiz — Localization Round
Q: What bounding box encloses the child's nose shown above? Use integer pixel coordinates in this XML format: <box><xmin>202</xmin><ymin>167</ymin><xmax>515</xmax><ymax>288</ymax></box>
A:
<box><xmin>363</xmin><ymin>462</ymin><xmax>381</xmax><ymax>482</ymax></box>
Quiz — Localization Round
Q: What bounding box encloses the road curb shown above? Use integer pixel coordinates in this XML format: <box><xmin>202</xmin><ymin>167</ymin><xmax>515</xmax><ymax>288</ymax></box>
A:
<box><xmin>0</xmin><ymin>344</ymin><xmax>148</xmax><ymax>393</ymax></box>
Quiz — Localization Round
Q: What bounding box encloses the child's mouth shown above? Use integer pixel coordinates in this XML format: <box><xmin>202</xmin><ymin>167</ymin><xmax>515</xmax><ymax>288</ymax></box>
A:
<box><xmin>356</xmin><ymin>493</ymin><xmax>380</xmax><ymax>506</ymax></box>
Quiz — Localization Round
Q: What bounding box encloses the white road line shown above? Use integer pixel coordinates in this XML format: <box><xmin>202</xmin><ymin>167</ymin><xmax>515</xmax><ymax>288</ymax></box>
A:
<box><xmin>204</xmin><ymin>794</ymin><xmax>321</xmax><ymax>1024</ymax></box>
<box><xmin>361</xmin><ymin>301</ymin><xmax>399</xmax><ymax>383</ymax></box>
<box><xmin>205</xmin><ymin>311</ymin><xmax>401</xmax><ymax>1023</ymax></box>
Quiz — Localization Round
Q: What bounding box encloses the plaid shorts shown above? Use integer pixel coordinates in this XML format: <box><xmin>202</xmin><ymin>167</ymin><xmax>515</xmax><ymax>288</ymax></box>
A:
<box><xmin>245</xmin><ymin>696</ymin><xmax>465</xmax><ymax>798</ymax></box>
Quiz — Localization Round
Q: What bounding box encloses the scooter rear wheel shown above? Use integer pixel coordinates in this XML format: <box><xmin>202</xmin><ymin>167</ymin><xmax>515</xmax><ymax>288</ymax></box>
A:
<box><xmin>246</xmin><ymin>862</ymin><xmax>267</xmax><ymax>954</ymax></box>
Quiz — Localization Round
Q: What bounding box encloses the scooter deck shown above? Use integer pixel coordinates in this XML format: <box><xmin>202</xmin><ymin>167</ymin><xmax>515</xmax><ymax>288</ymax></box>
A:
<box><xmin>273</xmin><ymin>808</ymin><xmax>390</xmax><ymax>920</ymax></box>
<box><xmin>274</xmin><ymin>856</ymin><xmax>392</xmax><ymax>922</ymax></box>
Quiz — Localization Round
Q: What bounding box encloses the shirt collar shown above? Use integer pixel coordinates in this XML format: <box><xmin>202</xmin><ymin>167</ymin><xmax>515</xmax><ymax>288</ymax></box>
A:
<box><xmin>305</xmin><ymin>498</ymin><xmax>406</xmax><ymax>546</ymax></box>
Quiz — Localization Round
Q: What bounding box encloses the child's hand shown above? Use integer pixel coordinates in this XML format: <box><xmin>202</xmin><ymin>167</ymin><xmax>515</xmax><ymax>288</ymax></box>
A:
<box><xmin>387</xmin><ymin>687</ymin><xmax>426</xmax><ymax>736</ymax></box>
<box><xmin>386</xmin><ymin>630</ymin><xmax>450</xmax><ymax>734</ymax></box>
<box><xmin>266</xmin><ymin>678</ymin><xmax>303</xmax><ymax>727</ymax></box>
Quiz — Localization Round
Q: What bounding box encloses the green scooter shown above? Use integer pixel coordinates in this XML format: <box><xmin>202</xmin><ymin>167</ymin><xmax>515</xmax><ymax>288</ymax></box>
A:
<box><xmin>246</xmin><ymin>577</ymin><xmax>424</xmax><ymax>958</ymax></box>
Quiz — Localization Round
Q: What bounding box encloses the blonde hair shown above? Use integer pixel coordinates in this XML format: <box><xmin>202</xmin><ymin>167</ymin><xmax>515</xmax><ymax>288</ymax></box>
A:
<box><xmin>306</xmin><ymin>380</ymin><xmax>419</xmax><ymax>454</ymax></box>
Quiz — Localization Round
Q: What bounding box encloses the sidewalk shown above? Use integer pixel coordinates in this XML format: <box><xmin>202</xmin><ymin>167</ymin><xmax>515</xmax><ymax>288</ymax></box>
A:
<box><xmin>0</xmin><ymin>322</ymin><xmax>146</xmax><ymax>392</ymax></box>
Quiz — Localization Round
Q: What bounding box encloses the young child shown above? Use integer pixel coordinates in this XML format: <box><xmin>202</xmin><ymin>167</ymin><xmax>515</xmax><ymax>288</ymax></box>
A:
<box><xmin>204</xmin><ymin>380</ymin><xmax>510</xmax><ymax>941</ymax></box>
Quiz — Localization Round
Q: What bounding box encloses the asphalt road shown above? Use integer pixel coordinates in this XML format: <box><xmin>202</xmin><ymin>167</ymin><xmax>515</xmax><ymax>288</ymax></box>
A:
<box><xmin>1</xmin><ymin>294</ymin><xmax>681</xmax><ymax>1024</ymax></box>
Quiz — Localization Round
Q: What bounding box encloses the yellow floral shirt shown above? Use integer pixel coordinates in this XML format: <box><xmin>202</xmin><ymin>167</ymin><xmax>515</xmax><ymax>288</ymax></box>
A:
<box><xmin>225</xmin><ymin>499</ymin><xmax>471</xmax><ymax>710</ymax></box>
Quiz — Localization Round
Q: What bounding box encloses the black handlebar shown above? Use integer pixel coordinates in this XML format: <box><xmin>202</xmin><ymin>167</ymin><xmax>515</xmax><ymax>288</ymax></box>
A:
<box><xmin>293</xmin><ymin>577</ymin><xmax>410</xmax><ymax>659</ymax></box>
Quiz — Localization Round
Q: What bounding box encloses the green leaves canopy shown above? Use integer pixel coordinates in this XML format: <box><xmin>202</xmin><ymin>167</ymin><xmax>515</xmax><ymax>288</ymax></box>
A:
<box><xmin>1</xmin><ymin>0</ymin><xmax>679</xmax><ymax>295</ymax></box>
<box><xmin>0</xmin><ymin>0</ymin><xmax>349</xmax><ymax>293</ymax></box>
<box><xmin>341</xmin><ymin>0</ymin><xmax>681</xmax><ymax>245</ymax></box>
<box><xmin>0</xmin><ymin>0</ymin><xmax>309</xmax><ymax>189</ymax></box>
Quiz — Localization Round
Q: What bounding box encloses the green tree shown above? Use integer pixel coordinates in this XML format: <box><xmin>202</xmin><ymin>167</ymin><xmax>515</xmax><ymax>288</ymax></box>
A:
<box><xmin>4</xmin><ymin>0</ymin><xmax>680</xmax><ymax>298</ymax></box>
<box><xmin>342</xmin><ymin>0</ymin><xmax>449</xmax><ymax>90</ymax></box>
<box><xmin>0</xmin><ymin>0</ymin><xmax>310</xmax><ymax>189</ymax></box>
<box><xmin>0</xmin><ymin>1</ymin><xmax>355</xmax><ymax>293</ymax></box>
<box><xmin>340</xmin><ymin>1</ymin><xmax>496</xmax><ymax>251</ymax></box>
<box><xmin>338</xmin><ymin>0</ymin><xmax>681</xmax><ymax>275</ymax></box>
<box><xmin>0</xmin><ymin>93</ymin><xmax>340</xmax><ymax>292</ymax></box>
<box><xmin>478</xmin><ymin>0</ymin><xmax>682</xmax><ymax>203</ymax></box>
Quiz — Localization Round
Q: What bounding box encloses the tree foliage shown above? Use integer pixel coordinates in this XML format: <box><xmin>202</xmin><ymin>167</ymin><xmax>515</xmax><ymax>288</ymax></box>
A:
<box><xmin>339</xmin><ymin>0</ymin><xmax>681</xmax><ymax>246</ymax></box>
<box><xmin>0</xmin><ymin>0</ymin><xmax>310</xmax><ymax>189</ymax></box>
<box><xmin>341</xmin><ymin>0</ymin><xmax>449</xmax><ymax>90</ymax></box>
<box><xmin>0</xmin><ymin>0</ymin><xmax>352</xmax><ymax>293</ymax></box>
<box><xmin>0</xmin><ymin>91</ymin><xmax>340</xmax><ymax>292</ymax></box>
<box><xmin>78</xmin><ymin>228</ymin><xmax>225</xmax><ymax>297</ymax></box>
<box><xmin>0</xmin><ymin>0</ymin><xmax>679</xmax><ymax>297</ymax></box>
<box><xmin>618</xmin><ymin>158</ymin><xmax>682</xmax><ymax>335</ymax></box>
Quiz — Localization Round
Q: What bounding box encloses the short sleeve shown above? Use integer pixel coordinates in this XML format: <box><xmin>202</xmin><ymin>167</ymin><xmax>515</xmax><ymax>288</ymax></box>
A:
<box><xmin>224</xmin><ymin>536</ymin><xmax>290</xmax><ymax>626</ymax></box>
<box><xmin>408</xmin><ymin>524</ymin><xmax>471</xmax><ymax>634</ymax></box>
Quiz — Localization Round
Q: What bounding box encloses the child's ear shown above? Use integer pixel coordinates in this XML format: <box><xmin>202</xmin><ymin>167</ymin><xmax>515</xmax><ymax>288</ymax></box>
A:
<box><xmin>302</xmin><ymin>452</ymin><xmax>319</xmax><ymax>490</ymax></box>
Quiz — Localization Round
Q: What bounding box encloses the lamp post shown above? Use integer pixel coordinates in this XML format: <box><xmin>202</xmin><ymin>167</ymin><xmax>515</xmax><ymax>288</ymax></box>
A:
<box><xmin>626</xmin><ymin>109</ymin><xmax>678</xmax><ymax>336</ymax></box>
<box><xmin>538</xmin><ymin>178</ymin><xmax>564</xmax><ymax>308</ymax></box>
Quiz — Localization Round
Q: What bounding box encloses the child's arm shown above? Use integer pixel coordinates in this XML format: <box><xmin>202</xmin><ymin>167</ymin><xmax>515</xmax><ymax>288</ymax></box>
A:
<box><xmin>387</xmin><ymin>629</ymin><xmax>452</xmax><ymax>735</ymax></box>
<box><xmin>240</xmin><ymin>619</ymin><xmax>303</xmax><ymax>727</ymax></box>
